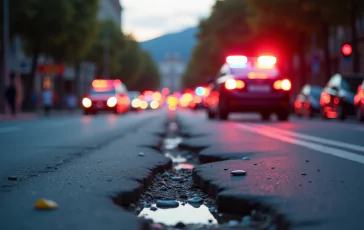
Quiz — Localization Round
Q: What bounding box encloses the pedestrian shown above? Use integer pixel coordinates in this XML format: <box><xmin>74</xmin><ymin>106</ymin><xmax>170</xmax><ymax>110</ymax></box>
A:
<box><xmin>4</xmin><ymin>76</ymin><xmax>17</xmax><ymax>117</ymax></box>
<box><xmin>42</xmin><ymin>87</ymin><xmax>53</xmax><ymax>116</ymax></box>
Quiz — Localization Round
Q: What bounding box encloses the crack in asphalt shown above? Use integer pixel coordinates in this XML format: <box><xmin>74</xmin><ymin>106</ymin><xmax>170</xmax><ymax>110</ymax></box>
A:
<box><xmin>0</xmin><ymin>117</ymin><xmax>153</xmax><ymax>193</ymax></box>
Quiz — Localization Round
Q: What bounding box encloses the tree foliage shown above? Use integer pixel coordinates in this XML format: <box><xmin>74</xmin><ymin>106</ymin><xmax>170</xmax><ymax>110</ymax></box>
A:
<box><xmin>183</xmin><ymin>0</ymin><xmax>364</xmax><ymax>89</ymax></box>
<box><xmin>85</xmin><ymin>20</ymin><xmax>125</xmax><ymax>78</ymax></box>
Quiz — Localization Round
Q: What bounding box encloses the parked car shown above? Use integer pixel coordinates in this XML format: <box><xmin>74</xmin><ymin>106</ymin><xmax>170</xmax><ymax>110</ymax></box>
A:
<box><xmin>294</xmin><ymin>85</ymin><xmax>322</xmax><ymax>118</ymax></box>
<box><xmin>354</xmin><ymin>79</ymin><xmax>364</xmax><ymax>122</ymax></box>
<box><xmin>320</xmin><ymin>73</ymin><xmax>364</xmax><ymax>120</ymax></box>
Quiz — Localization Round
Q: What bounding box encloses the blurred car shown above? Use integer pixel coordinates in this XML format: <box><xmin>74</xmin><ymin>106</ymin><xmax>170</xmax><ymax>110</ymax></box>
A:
<box><xmin>190</xmin><ymin>86</ymin><xmax>210</xmax><ymax>109</ymax></box>
<box><xmin>205</xmin><ymin>55</ymin><xmax>291</xmax><ymax>121</ymax></box>
<box><xmin>320</xmin><ymin>73</ymin><xmax>364</xmax><ymax>120</ymax></box>
<box><xmin>139</xmin><ymin>91</ymin><xmax>161</xmax><ymax>110</ymax></box>
<box><xmin>128</xmin><ymin>91</ymin><xmax>141</xmax><ymax>111</ymax></box>
<box><xmin>294</xmin><ymin>85</ymin><xmax>322</xmax><ymax>118</ymax></box>
<box><xmin>82</xmin><ymin>79</ymin><xmax>130</xmax><ymax>115</ymax></box>
<box><xmin>354</xmin><ymin>79</ymin><xmax>364</xmax><ymax>122</ymax></box>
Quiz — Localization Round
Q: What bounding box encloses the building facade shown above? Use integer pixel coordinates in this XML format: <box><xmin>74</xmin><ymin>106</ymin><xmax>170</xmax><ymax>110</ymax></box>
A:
<box><xmin>98</xmin><ymin>0</ymin><xmax>123</xmax><ymax>28</ymax></box>
<box><xmin>159</xmin><ymin>53</ymin><xmax>186</xmax><ymax>93</ymax></box>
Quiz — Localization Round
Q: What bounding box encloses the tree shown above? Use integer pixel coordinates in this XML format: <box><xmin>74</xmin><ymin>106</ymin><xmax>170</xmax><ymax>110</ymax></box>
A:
<box><xmin>182</xmin><ymin>0</ymin><xmax>254</xmax><ymax>88</ymax></box>
<box><xmin>9</xmin><ymin>0</ymin><xmax>75</xmax><ymax>108</ymax></box>
<box><xmin>85</xmin><ymin>20</ymin><xmax>125</xmax><ymax>78</ymax></box>
<box><xmin>116</xmin><ymin>36</ymin><xmax>144</xmax><ymax>86</ymax></box>
<box><xmin>128</xmin><ymin>51</ymin><xmax>161</xmax><ymax>92</ymax></box>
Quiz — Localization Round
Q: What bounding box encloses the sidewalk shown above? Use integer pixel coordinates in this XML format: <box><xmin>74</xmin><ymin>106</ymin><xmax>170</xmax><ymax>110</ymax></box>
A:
<box><xmin>0</xmin><ymin>113</ymin><xmax>37</xmax><ymax>121</ymax></box>
<box><xmin>0</xmin><ymin>109</ymin><xmax>81</xmax><ymax>121</ymax></box>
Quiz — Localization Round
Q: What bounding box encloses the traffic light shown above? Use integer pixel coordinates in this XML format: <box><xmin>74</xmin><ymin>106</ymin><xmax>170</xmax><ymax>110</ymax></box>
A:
<box><xmin>342</xmin><ymin>44</ymin><xmax>352</xmax><ymax>57</ymax></box>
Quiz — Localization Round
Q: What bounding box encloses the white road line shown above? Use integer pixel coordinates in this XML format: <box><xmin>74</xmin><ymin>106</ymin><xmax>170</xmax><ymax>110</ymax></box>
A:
<box><xmin>238</xmin><ymin>124</ymin><xmax>364</xmax><ymax>165</ymax></box>
<box><xmin>0</xmin><ymin>126</ymin><xmax>20</xmax><ymax>134</ymax></box>
<box><xmin>355</xmin><ymin>127</ymin><xmax>364</xmax><ymax>132</ymax></box>
<box><xmin>249</xmin><ymin>124</ymin><xmax>364</xmax><ymax>153</ymax></box>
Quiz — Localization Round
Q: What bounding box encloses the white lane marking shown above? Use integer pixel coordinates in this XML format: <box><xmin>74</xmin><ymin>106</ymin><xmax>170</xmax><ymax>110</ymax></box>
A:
<box><xmin>238</xmin><ymin>124</ymin><xmax>364</xmax><ymax>165</ymax></box>
<box><xmin>249</xmin><ymin>124</ymin><xmax>364</xmax><ymax>153</ymax></box>
<box><xmin>0</xmin><ymin>126</ymin><xmax>20</xmax><ymax>134</ymax></box>
<box><xmin>355</xmin><ymin>127</ymin><xmax>364</xmax><ymax>132</ymax></box>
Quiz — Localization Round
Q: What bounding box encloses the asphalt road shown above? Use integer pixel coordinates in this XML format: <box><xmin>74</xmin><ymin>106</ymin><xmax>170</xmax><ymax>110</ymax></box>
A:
<box><xmin>177</xmin><ymin>110</ymin><xmax>364</xmax><ymax>230</ymax></box>
<box><xmin>0</xmin><ymin>110</ymin><xmax>171</xmax><ymax>230</ymax></box>
<box><xmin>1</xmin><ymin>108</ymin><xmax>364</xmax><ymax>230</ymax></box>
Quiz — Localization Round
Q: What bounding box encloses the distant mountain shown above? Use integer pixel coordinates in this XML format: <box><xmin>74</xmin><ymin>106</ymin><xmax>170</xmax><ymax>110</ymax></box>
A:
<box><xmin>139</xmin><ymin>27</ymin><xmax>198</xmax><ymax>63</ymax></box>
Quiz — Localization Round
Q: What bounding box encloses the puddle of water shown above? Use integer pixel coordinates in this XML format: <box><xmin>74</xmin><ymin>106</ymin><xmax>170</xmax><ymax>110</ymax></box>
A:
<box><xmin>174</xmin><ymin>163</ymin><xmax>194</xmax><ymax>170</ymax></box>
<box><xmin>164</xmin><ymin>152</ymin><xmax>186</xmax><ymax>163</ymax></box>
<box><xmin>138</xmin><ymin>202</ymin><xmax>217</xmax><ymax>226</ymax></box>
<box><xmin>163</xmin><ymin>137</ymin><xmax>182</xmax><ymax>150</ymax></box>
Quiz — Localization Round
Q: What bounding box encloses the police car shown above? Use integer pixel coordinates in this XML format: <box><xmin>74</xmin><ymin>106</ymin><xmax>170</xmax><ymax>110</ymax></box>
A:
<box><xmin>82</xmin><ymin>79</ymin><xmax>130</xmax><ymax>115</ymax></box>
<box><xmin>205</xmin><ymin>55</ymin><xmax>291</xmax><ymax>121</ymax></box>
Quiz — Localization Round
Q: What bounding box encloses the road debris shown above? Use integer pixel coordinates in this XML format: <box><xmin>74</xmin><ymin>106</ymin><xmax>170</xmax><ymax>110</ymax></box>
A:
<box><xmin>231</xmin><ymin>170</ymin><xmax>247</xmax><ymax>176</ymax></box>
<box><xmin>34</xmin><ymin>198</ymin><xmax>58</xmax><ymax>210</ymax></box>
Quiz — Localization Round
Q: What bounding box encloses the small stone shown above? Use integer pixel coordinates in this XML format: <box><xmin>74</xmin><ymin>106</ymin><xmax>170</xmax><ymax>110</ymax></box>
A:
<box><xmin>305</xmin><ymin>160</ymin><xmax>310</xmax><ymax>162</ymax></box>
<box><xmin>301</xmin><ymin>173</ymin><xmax>307</xmax><ymax>176</ymax></box>
<box><xmin>242</xmin><ymin>157</ymin><xmax>250</xmax><ymax>160</ymax></box>
<box><xmin>138</xmin><ymin>152</ymin><xmax>145</xmax><ymax>156</ymax></box>
<box><xmin>224</xmin><ymin>168</ymin><xmax>228</xmax><ymax>171</ymax></box>
<box><xmin>228</xmin><ymin>220</ymin><xmax>239</xmax><ymax>226</ymax></box>
<box><xmin>171</xmin><ymin>176</ymin><xmax>182</xmax><ymax>181</ymax></box>
<box><xmin>150</xmin><ymin>206</ymin><xmax>158</xmax><ymax>211</ymax></box>
<box><xmin>242</xmin><ymin>216</ymin><xmax>251</xmax><ymax>227</ymax></box>
<box><xmin>317</xmin><ymin>169</ymin><xmax>320</xmax><ymax>172</ymax></box>
<box><xmin>254</xmin><ymin>163</ymin><xmax>257</xmax><ymax>165</ymax></box>
<box><xmin>231</xmin><ymin>170</ymin><xmax>247</xmax><ymax>176</ymax></box>
<box><xmin>271</xmin><ymin>167</ymin><xmax>275</xmax><ymax>169</ymax></box>
<box><xmin>208</xmin><ymin>219</ymin><xmax>213</xmax><ymax>223</ymax></box>
<box><xmin>308</xmin><ymin>181</ymin><xmax>312</xmax><ymax>183</ymax></box>
<box><xmin>156</xmin><ymin>200</ymin><xmax>179</xmax><ymax>208</ymax></box>
<box><xmin>8</xmin><ymin>176</ymin><xmax>17</xmax><ymax>181</ymax></box>
<box><xmin>187</xmin><ymin>197</ymin><xmax>203</xmax><ymax>203</ymax></box>
<box><xmin>162</xmin><ymin>172</ymin><xmax>169</xmax><ymax>177</ymax></box>
<box><xmin>175</xmin><ymin>222</ymin><xmax>186</xmax><ymax>229</ymax></box>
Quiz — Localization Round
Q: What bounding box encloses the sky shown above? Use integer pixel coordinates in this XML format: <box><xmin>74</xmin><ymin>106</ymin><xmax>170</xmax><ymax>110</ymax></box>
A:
<box><xmin>121</xmin><ymin>0</ymin><xmax>215</xmax><ymax>42</ymax></box>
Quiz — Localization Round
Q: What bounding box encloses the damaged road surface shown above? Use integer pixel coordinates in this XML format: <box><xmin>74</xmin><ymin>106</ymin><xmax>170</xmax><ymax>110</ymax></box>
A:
<box><xmin>0</xmin><ymin>110</ymin><xmax>172</xmax><ymax>230</ymax></box>
<box><xmin>177</xmin><ymin>110</ymin><xmax>364</xmax><ymax>230</ymax></box>
<box><xmin>1</xmin><ymin>108</ymin><xmax>364</xmax><ymax>230</ymax></box>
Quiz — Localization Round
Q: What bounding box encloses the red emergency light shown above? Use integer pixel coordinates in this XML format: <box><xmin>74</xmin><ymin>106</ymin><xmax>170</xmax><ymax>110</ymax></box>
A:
<box><xmin>342</xmin><ymin>44</ymin><xmax>352</xmax><ymax>56</ymax></box>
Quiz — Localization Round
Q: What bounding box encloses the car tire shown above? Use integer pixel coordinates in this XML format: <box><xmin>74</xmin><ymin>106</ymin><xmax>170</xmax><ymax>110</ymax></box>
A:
<box><xmin>207</xmin><ymin>110</ymin><xmax>215</xmax><ymax>119</ymax></box>
<box><xmin>261</xmin><ymin>112</ymin><xmax>270</xmax><ymax>121</ymax></box>
<box><xmin>320</xmin><ymin>107</ymin><xmax>328</xmax><ymax>120</ymax></box>
<box><xmin>337</xmin><ymin>104</ymin><xmax>346</xmax><ymax>121</ymax></box>
<box><xmin>356</xmin><ymin>105</ymin><xmax>364</xmax><ymax>122</ymax></box>
<box><xmin>218</xmin><ymin>110</ymin><xmax>229</xmax><ymax>120</ymax></box>
<box><xmin>277</xmin><ymin>112</ymin><xmax>289</xmax><ymax>121</ymax></box>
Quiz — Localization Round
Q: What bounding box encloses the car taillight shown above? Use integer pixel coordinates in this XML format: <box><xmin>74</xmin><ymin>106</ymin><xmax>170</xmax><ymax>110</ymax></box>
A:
<box><xmin>82</xmin><ymin>97</ymin><xmax>92</xmax><ymax>108</ymax></box>
<box><xmin>273</xmin><ymin>79</ymin><xmax>291</xmax><ymax>91</ymax></box>
<box><xmin>320</xmin><ymin>92</ymin><xmax>330</xmax><ymax>105</ymax></box>
<box><xmin>225</xmin><ymin>79</ymin><xmax>245</xmax><ymax>90</ymax></box>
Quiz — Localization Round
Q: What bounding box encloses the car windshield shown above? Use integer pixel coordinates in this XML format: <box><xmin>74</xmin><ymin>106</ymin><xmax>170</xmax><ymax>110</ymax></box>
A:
<box><xmin>89</xmin><ymin>88</ymin><xmax>116</xmax><ymax>95</ymax></box>
<box><xmin>230</xmin><ymin>67</ymin><xmax>279</xmax><ymax>77</ymax></box>
<box><xmin>310</xmin><ymin>87</ymin><xmax>322</xmax><ymax>99</ymax></box>
<box><xmin>342</xmin><ymin>77</ymin><xmax>363</xmax><ymax>93</ymax></box>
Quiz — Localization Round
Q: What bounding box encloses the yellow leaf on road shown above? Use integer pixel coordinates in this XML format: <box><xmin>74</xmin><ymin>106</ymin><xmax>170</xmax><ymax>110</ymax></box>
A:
<box><xmin>34</xmin><ymin>198</ymin><xmax>58</xmax><ymax>210</ymax></box>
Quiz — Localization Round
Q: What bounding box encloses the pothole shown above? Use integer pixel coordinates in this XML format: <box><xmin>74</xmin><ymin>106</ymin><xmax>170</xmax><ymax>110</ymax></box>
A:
<box><xmin>127</xmin><ymin>115</ymin><xmax>284</xmax><ymax>230</ymax></box>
